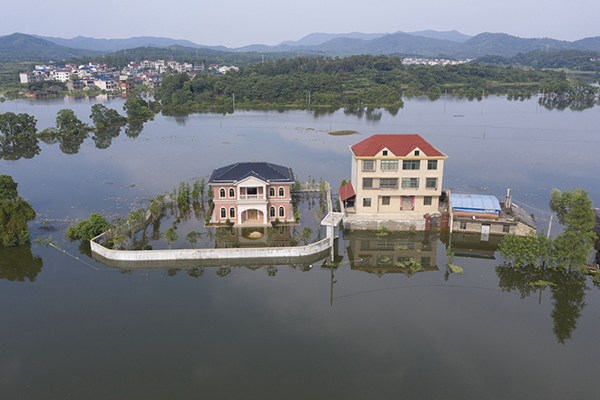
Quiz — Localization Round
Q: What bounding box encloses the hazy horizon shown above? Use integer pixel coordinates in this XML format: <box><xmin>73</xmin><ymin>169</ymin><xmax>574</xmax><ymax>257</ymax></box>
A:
<box><xmin>2</xmin><ymin>0</ymin><xmax>599</xmax><ymax>48</ymax></box>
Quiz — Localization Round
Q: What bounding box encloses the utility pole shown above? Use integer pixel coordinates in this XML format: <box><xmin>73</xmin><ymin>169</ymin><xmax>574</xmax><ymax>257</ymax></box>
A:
<box><xmin>481</xmin><ymin>89</ymin><xmax>485</xmax><ymax>115</ymax></box>
<box><xmin>443</xmin><ymin>89</ymin><xmax>447</xmax><ymax>115</ymax></box>
<box><xmin>232</xmin><ymin>93</ymin><xmax>235</xmax><ymax>110</ymax></box>
<box><xmin>547</xmin><ymin>215</ymin><xmax>553</xmax><ymax>239</ymax></box>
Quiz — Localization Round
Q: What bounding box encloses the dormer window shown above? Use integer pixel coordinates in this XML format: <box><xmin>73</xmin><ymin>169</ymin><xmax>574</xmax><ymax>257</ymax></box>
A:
<box><xmin>383</xmin><ymin>150</ymin><xmax>388</xmax><ymax>156</ymax></box>
<box><xmin>415</xmin><ymin>150</ymin><xmax>420</xmax><ymax>156</ymax></box>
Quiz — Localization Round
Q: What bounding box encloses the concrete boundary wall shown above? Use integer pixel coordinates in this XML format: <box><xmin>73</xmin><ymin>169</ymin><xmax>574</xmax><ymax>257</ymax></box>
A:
<box><xmin>90</xmin><ymin>235</ymin><xmax>331</xmax><ymax>262</ymax></box>
<box><xmin>90</xmin><ymin>182</ymin><xmax>334</xmax><ymax>263</ymax></box>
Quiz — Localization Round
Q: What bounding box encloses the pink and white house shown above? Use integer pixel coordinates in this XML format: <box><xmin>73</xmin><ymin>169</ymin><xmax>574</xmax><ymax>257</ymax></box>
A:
<box><xmin>208</xmin><ymin>162</ymin><xmax>296</xmax><ymax>226</ymax></box>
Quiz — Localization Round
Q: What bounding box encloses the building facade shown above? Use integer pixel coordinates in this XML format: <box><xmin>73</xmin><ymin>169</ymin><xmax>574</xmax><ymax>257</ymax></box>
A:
<box><xmin>208</xmin><ymin>162</ymin><xmax>296</xmax><ymax>226</ymax></box>
<box><xmin>342</xmin><ymin>134</ymin><xmax>447</xmax><ymax>221</ymax></box>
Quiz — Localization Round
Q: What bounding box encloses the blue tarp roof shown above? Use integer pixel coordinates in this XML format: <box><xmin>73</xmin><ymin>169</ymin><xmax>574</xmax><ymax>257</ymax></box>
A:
<box><xmin>450</xmin><ymin>194</ymin><xmax>501</xmax><ymax>213</ymax></box>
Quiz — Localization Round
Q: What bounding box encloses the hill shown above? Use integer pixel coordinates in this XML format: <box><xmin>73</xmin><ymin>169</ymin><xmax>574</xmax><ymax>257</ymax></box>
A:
<box><xmin>0</xmin><ymin>33</ymin><xmax>100</xmax><ymax>63</ymax></box>
<box><xmin>34</xmin><ymin>35</ymin><xmax>229</xmax><ymax>53</ymax></box>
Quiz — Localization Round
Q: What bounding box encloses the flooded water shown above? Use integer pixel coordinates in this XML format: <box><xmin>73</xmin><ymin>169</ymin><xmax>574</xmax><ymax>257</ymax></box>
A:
<box><xmin>1</xmin><ymin>96</ymin><xmax>600</xmax><ymax>399</ymax></box>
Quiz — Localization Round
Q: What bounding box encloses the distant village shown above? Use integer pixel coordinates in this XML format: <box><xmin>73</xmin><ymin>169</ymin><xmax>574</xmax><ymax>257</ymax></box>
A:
<box><xmin>18</xmin><ymin>60</ymin><xmax>239</xmax><ymax>98</ymax></box>
<box><xmin>401</xmin><ymin>57</ymin><xmax>474</xmax><ymax>66</ymax></box>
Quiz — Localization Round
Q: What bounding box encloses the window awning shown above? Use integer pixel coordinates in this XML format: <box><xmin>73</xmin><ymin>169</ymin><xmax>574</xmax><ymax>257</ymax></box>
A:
<box><xmin>339</xmin><ymin>182</ymin><xmax>356</xmax><ymax>201</ymax></box>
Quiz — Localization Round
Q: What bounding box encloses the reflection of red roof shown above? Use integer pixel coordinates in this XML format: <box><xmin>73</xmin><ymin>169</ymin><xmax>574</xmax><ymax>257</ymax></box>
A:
<box><xmin>352</xmin><ymin>134</ymin><xmax>445</xmax><ymax>157</ymax></box>
<box><xmin>339</xmin><ymin>182</ymin><xmax>355</xmax><ymax>201</ymax></box>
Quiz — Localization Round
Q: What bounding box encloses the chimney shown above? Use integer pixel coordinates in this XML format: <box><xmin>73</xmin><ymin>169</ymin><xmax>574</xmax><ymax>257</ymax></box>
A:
<box><xmin>505</xmin><ymin>188</ymin><xmax>512</xmax><ymax>209</ymax></box>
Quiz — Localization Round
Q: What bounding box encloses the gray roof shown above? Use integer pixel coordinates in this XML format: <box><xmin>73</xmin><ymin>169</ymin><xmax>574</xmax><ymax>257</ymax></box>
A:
<box><xmin>511</xmin><ymin>204</ymin><xmax>537</xmax><ymax>230</ymax></box>
<box><xmin>208</xmin><ymin>162</ymin><xmax>294</xmax><ymax>184</ymax></box>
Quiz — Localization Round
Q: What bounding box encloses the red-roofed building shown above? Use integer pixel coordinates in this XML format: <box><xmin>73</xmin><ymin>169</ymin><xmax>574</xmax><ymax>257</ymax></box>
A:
<box><xmin>344</xmin><ymin>134</ymin><xmax>447</xmax><ymax>226</ymax></box>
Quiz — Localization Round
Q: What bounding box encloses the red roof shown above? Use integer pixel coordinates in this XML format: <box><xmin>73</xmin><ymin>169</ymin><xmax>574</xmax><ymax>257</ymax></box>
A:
<box><xmin>352</xmin><ymin>134</ymin><xmax>444</xmax><ymax>157</ymax></box>
<box><xmin>339</xmin><ymin>182</ymin><xmax>356</xmax><ymax>201</ymax></box>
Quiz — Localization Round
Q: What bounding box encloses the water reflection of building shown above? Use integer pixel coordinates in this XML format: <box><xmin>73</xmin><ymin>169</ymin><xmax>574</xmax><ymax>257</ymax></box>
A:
<box><xmin>345</xmin><ymin>230</ymin><xmax>439</xmax><ymax>277</ymax></box>
<box><xmin>215</xmin><ymin>225</ymin><xmax>293</xmax><ymax>248</ymax></box>
<box><xmin>440</xmin><ymin>232</ymin><xmax>501</xmax><ymax>259</ymax></box>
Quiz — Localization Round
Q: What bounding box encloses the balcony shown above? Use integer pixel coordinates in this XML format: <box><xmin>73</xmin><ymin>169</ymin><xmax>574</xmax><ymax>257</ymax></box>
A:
<box><xmin>239</xmin><ymin>194</ymin><xmax>265</xmax><ymax>200</ymax></box>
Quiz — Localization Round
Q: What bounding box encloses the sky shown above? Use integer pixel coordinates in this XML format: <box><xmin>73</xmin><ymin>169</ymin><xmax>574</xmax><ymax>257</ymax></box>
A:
<box><xmin>2</xmin><ymin>0</ymin><xmax>599</xmax><ymax>48</ymax></box>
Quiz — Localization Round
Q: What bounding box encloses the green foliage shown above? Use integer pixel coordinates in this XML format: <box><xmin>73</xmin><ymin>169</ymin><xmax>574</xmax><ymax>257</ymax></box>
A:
<box><xmin>0</xmin><ymin>112</ymin><xmax>37</xmax><ymax>138</ymax></box>
<box><xmin>55</xmin><ymin>109</ymin><xmax>89</xmax><ymax>135</ymax></box>
<box><xmin>340</xmin><ymin>179</ymin><xmax>347</xmax><ymax>188</ymax></box>
<box><xmin>498</xmin><ymin>231</ymin><xmax>553</xmax><ymax>267</ymax></box>
<box><xmin>164</xmin><ymin>227</ymin><xmax>178</xmax><ymax>249</ymax></box>
<box><xmin>549</xmin><ymin>187</ymin><xmax>597</xmax><ymax>269</ymax></box>
<box><xmin>123</xmin><ymin>95</ymin><xmax>155</xmax><ymax>122</ymax></box>
<box><xmin>191</xmin><ymin>178</ymin><xmax>206</xmax><ymax>202</ymax></box>
<box><xmin>177</xmin><ymin>181</ymin><xmax>191</xmax><ymax>205</ymax></box>
<box><xmin>499</xmin><ymin>187</ymin><xmax>596</xmax><ymax>272</ymax></box>
<box><xmin>90</xmin><ymin>104</ymin><xmax>126</xmax><ymax>129</ymax></box>
<box><xmin>0</xmin><ymin>175</ymin><xmax>35</xmax><ymax>247</ymax></box>
<box><xmin>0</xmin><ymin>174</ymin><xmax>18</xmax><ymax>200</ymax></box>
<box><xmin>66</xmin><ymin>212</ymin><xmax>110</xmax><ymax>241</ymax></box>
<box><xmin>375</xmin><ymin>226</ymin><xmax>389</xmax><ymax>236</ymax></box>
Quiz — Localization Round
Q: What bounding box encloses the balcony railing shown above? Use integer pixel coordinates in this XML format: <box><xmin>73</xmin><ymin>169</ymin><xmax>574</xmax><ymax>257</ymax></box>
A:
<box><xmin>239</xmin><ymin>194</ymin><xmax>264</xmax><ymax>200</ymax></box>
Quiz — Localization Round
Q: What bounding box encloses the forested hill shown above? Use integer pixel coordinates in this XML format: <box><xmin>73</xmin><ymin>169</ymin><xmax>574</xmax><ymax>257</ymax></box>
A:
<box><xmin>0</xmin><ymin>33</ymin><xmax>100</xmax><ymax>63</ymax></box>
<box><xmin>4</xmin><ymin>31</ymin><xmax>600</xmax><ymax>64</ymax></box>
<box><xmin>477</xmin><ymin>49</ymin><xmax>600</xmax><ymax>71</ymax></box>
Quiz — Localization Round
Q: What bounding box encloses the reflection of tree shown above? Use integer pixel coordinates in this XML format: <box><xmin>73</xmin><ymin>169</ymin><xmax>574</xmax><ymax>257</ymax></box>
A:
<box><xmin>92</xmin><ymin>125</ymin><xmax>122</xmax><ymax>149</ymax></box>
<box><xmin>57</xmin><ymin>132</ymin><xmax>87</xmax><ymax>155</ymax></box>
<box><xmin>495</xmin><ymin>263</ymin><xmax>588</xmax><ymax>344</ymax></box>
<box><xmin>187</xmin><ymin>268</ymin><xmax>204</xmax><ymax>278</ymax></box>
<box><xmin>0</xmin><ymin>136</ymin><xmax>40</xmax><ymax>161</ymax></box>
<box><xmin>0</xmin><ymin>244</ymin><xmax>43</xmax><ymax>282</ymax></box>
<box><xmin>216</xmin><ymin>267</ymin><xmax>231</xmax><ymax>277</ymax></box>
<box><xmin>124</xmin><ymin>121</ymin><xmax>144</xmax><ymax>138</ymax></box>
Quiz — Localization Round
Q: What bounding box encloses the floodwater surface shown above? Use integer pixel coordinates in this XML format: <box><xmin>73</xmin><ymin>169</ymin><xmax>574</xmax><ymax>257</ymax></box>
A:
<box><xmin>1</xmin><ymin>96</ymin><xmax>599</xmax><ymax>399</ymax></box>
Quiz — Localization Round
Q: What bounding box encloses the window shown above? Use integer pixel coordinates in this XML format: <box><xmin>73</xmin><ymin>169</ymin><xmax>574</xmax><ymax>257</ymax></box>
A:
<box><xmin>401</xmin><ymin>178</ymin><xmax>419</xmax><ymax>188</ymax></box>
<box><xmin>229</xmin><ymin>188</ymin><xmax>235</xmax><ymax>197</ymax></box>
<box><xmin>229</xmin><ymin>207</ymin><xmax>235</xmax><ymax>218</ymax></box>
<box><xmin>270</xmin><ymin>206</ymin><xmax>275</xmax><ymax>218</ymax></box>
<box><xmin>219</xmin><ymin>188</ymin><xmax>225</xmax><ymax>198</ymax></box>
<box><xmin>427</xmin><ymin>160</ymin><xmax>438</xmax><ymax>170</ymax></box>
<box><xmin>278</xmin><ymin>206</ymin><xmax>285</xmax><ymax>218</ymax></box>
<box><xmin>278</xmin><ymin>187</ymin><xmax>285</xmax><ymax>197</ymax></box>
<box><xmin>363</xmin><ymin>178</ymin><xmax>373</xmax><ymax>189</ymax></box>
<box><xmin>382</xmin><ymin>196</ymin><xmax>390</xmax><ymax>205</ymax></box>
<box><xmin>363</xmin><ymin>198</ymin><xmax>371</xmax><ymax>207</ymax></box>
<box><xmin>403</xmin><ymin>160</ymin><xmax>420</xmax><ymax>170</ymax></box>
<box><xmin>421</xmin><ymin>256</ymin><xmax>431</xmax><ymax>267</ymax></box>
<box><xmin>460</xmin><ymin>222</ymin><xmax>467</xmax><ymax>230</ymax></box>
<box><xmin>269</xmin><ymin>187</ymin><xmax>275</xmax><ymax>197</ymax></box>
<box><xmin>426</xmin><ymin>178</ymin><xmax>437</xmax><ymax>189</ymax></box>
<box><xmin>363</xmin><ymin>160</ymin><xmax>374</xmax><ymax>171</ymax></box>
<box><xmin>424</xmin><ymin>196</ymin><xmax>432</xmax><ymax>205</ymax></box>
<box><xmin>503</xmin><ymin>224</ymin><xmax>510</xmax><ymax>233</ymax></box>
<box><xmin>220</xmin><ymin>207</ymin><xmax>226</xmax><ymax>218</ymax></box>
<box><xmin>380</xmin><ymin>178</ymin><xmax>398</xmax><ymax>189</ymax></box>
<box><xmin>382</xmin><ymin>150</ymin><xmax>388</xmax><ymax>156</ymax></box>
<box><xmin>414</xmin><ymin>150</ymin><xmax>420</xmax><ymax>156</ymax></box>
<box><xmin>381</xmin><ymin>160</ymin><xmax>398</xmax><ymax>170</ymax></box>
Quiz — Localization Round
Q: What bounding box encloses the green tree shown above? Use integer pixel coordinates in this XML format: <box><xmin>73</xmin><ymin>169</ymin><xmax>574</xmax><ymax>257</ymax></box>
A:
<box><xmin>0</xmin><ymin>175</ymin><xmax>36</xmax><ymax>247</ymax></box>
<box><xmin>297</xmin><ymin>227</ymin><xmax>313</xmax><ymax>245</ymax></box>
<box><xmin>549</xmin><ymin>187</ymin><xmax>597</xmax><ymax>270</ymax></box>
<box><xmin>55</xmin><ymin>109</ymin><xmax>89</xmax><ymax>135</ymax></box>
<box><xmin>90</xmin><ymin>104</ymin><xmax>126</xmax><ymax>130</ymax></box>
<box><xmin>164</xmin><ymin>227</ymin><xmax>178</xmax><ymax>249</ymax></box>
<box><xmin>66</xmin><ymin>213</ymin><xmax>111</xmax><ymax>241</ymax></box>
<box><xmin>0</xmin><ymin>112</ymin><xmax>37</xmax><ymax>139</ymax></box>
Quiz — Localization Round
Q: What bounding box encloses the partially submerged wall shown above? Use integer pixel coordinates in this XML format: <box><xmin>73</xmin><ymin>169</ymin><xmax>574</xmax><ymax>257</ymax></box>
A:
<box><xmin>90</xmin><ymin>235</ymin><xmax>331</xmax><ymax>262</ymax></box>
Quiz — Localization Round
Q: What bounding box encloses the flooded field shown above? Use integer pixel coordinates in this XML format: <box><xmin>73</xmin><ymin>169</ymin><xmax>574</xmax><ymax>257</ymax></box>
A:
<box><xmin>1</xmin><ymin>95</ymin><xmax>599</xmax><ymax>399</ymax></box>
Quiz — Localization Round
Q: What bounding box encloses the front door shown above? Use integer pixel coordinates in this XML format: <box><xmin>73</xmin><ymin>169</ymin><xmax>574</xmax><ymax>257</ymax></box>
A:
<box><xmin>481</xmin><ymin>224</ymin><xmax>490</xmax><ymax>242</ymax></box>
<box><xmin>248</xmin><ymin>209</ymin><xmax>258</xmax><ymax>220</ymax></box>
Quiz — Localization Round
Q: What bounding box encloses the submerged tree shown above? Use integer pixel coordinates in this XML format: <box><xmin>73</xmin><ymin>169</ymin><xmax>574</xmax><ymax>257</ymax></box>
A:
<box><xmin>499</xmin><ymin>187</ymin><xmax>596</xmax><ymax>272</ymax></box>
<box><xmin>0</xmin><ymin>175</ymin><xmax>36</xmax><ymax>247</ymax></box>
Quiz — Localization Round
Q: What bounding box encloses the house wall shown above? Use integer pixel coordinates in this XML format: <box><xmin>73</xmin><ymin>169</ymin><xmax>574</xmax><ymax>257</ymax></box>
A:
<box><xmin>452</xmin><ymin>218</ymin><xmax>534</xmax><ymax>236</ymax></box>
<box><xmin>352</xmin><ymin>152</ymin><xmax>444</xmax><ymax>216</ymax></box>
<box><xmin>212</xmin><ymin>183</ymin><xmax>293</xmax><ymax>224</ymax></box>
